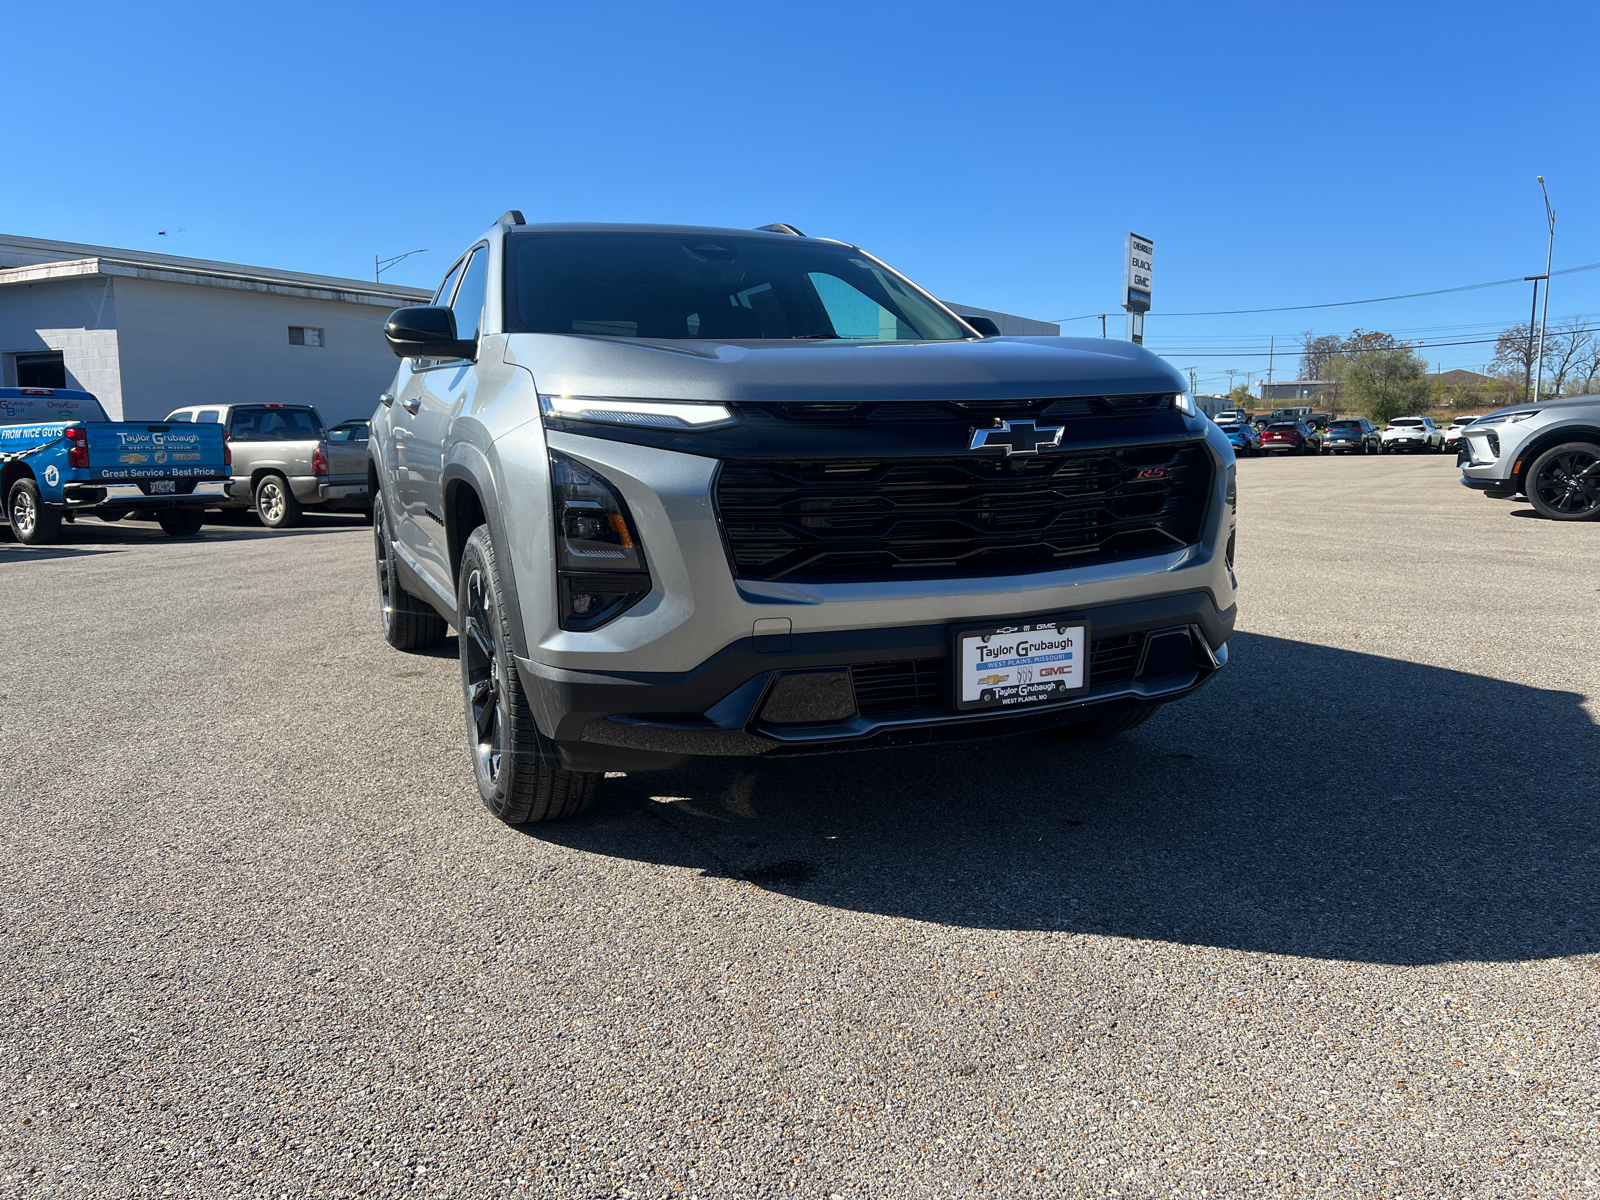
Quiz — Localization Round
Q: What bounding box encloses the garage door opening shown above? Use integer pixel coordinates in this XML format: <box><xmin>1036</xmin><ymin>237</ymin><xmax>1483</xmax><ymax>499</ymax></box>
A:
<box><xmin>14</xmin><ymin>351</ymin><xmax>66</xmax><ymax>389</ymax></box>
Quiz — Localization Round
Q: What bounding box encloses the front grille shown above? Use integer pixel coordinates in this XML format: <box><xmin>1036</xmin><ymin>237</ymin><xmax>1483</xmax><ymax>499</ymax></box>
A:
<box><xmin>716</xmin><ymin>442</ymin><xmax>1211</xmax><ymax>582</ymax></box>
<box><xmin>849</xmin><ymin>634</ymin><xmax>1149</xmax><ymax>716</ymax></box>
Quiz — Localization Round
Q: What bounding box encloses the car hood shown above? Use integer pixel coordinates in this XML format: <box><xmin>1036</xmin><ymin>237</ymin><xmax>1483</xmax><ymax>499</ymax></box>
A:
<box><xmin>1478</xmin><ymin>394</ymin><xmax>1600</xmax><ymax>421</ymax></box>
<box><xmin>502</xmin><ymin>334</ymin><xmax>1187</xmax><ymax>403</ymax></box>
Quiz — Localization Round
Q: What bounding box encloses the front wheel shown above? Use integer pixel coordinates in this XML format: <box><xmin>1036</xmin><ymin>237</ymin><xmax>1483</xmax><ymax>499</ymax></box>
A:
<box><xmin>458</xmin><ymin>526</ymin><xmax>599</xmax><ymax>824</ymax></box>
<box><xmin>8</xmin><ymin>479</ymin><xmax>62</xmax><ymax>545</ymax></box>
<box><xmin>1526</xmin><ymin>441</ymin><xmax>1600</xmax><ymax>520</ymax></box>
<box><xmin>157</xmin><ymin>508</ymin><xmax>204</xmax><ymax>537</ymax></box>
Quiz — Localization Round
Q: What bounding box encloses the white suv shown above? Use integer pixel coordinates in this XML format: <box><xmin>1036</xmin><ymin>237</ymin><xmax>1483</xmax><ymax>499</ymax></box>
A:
<box><xmin>1380</xmin><ymin>416</ymin><xmax>1445</xmax><ymax>453</ymax></box>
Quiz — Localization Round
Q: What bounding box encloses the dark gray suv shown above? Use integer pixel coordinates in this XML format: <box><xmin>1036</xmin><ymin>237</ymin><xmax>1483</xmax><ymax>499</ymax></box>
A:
<box><xmin>369</xmin><ymin>214</ymin><xmax>1238</xmax><ymax>822</ymax></box>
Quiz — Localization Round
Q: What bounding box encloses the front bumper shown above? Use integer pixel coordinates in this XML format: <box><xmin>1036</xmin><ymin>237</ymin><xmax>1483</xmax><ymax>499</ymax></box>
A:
<box><xmin>516</xmin><ymin>589</ymin><xmax>1234</xmax><ymax>771</ymax></box>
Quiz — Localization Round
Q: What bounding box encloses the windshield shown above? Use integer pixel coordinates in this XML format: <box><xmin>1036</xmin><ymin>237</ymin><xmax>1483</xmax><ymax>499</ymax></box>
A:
<box><xmin>328</xmin><ymin>423</ymin><xmax>368</xmax><ymax>442</ymax></box>
<box><xmin>1390</xmin><ymin>418</ymin><xmax>1422</xmax><ymax>427</ymax></box>
<box><xmin>505</xmin><ymin>232</ymin><xmax>970</xmax><ymax>341</ymax></box>
<box><xmin>1330</xmin><ymin>420</ymin><xmax>1362</xmax><ymax>429</ymax></box>
<box><xmin>1267</xmin><ymin>422</ymin><xmax>1298</xmax><ymax>430</ymax></box>
<box><xmin>228</xmin><ymin>406</ymin><xmax>326</xmax><ymax>441</ymax></box>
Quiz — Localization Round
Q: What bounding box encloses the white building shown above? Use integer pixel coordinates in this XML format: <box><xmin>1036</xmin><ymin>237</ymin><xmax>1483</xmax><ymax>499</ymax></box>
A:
<box><xmin>0</xmin><ymin>234</ymin><xmax>429</xmax><ymax>422</ymax></box>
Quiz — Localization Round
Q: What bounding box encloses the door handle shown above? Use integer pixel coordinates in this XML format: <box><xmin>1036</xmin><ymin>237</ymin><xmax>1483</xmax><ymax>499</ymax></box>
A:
<box><xmin>379</xmin><ymin>392</ymin><xmax>394</xmax><ymax>407</ymax></box>
<box><xmin>401</xmin><ymin>397</ymin><xmax>421</xmax><ymax>415</ymax></box>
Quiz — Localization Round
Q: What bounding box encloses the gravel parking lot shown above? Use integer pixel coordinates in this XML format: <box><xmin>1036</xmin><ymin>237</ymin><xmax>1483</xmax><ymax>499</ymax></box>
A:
<box><xmin>3</xmin><ymin>453</ymin><xmax>1598</xmax><ymax>1199</ymax></box>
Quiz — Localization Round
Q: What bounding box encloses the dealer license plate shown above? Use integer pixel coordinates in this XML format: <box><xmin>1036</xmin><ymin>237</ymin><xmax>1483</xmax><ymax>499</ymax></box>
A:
<box><xmin>149</xmin><ymin>479</ymin><xmax>176</xmax><ymax>494</ymax></box>
<box><xmin>953</xmin><ymin>619</ymin><xmax>1088</xmax><ymax>712</ymax></box>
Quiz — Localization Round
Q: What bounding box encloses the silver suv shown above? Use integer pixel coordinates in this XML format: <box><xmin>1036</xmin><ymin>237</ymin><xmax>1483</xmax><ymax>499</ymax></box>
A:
<box><xmin>370</xmin><ymin>214</ymin><xmax>1238</xmax><ymax>822</ymax></box>
<box><xmin>1460</xmin><ymin>394</ymin><xmax>1600</xmax><ymax>519</ymax></box>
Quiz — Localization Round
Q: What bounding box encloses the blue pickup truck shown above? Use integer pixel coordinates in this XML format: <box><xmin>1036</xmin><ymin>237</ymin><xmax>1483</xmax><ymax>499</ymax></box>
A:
<box><xmin>1</xmin><ymin>387</ymin><xmax>230</xmax><ymax>544</ymax></box>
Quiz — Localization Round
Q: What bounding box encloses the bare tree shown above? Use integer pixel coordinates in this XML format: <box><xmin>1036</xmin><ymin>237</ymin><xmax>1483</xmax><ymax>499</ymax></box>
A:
<box><xmin>1297</xmin><ymin>331</ymin><xmax>1343</xmax><ymax>380</ymax></box>
<box><xmin>1493</xmin><ymin>322</ymin><xmax>1539</xmax><ymax>398</ymax></box>
<box><xmin>1541</xmin><ymin>316</ymin><xmax>1594</xmax><ymax>396</ymax></box>
<box><xmin>1572</xmin><ymin>334</ymin><xmax>1600</xmax><ymax>396</ymax></box>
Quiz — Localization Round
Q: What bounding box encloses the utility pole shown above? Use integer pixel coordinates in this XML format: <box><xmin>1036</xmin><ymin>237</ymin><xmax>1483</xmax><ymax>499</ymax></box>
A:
<box><xmin>1534</xmin><ymin>177</ymin><xmax>1556</xmax><ymax>403</ymax></box>
<box><xmin>1523</xmin><ymin>276</ymin><xmax>1542</xmax><ymax>401</ymax></box>
<box><xmin>1226</xmin><ymin>368</ymin><xmax>1237</xmax><ymax>395</ymax></box>
<box><xmin>1267</xmin><ymin>335</ymin><xmax>1274</xmax><ymax>386</ymax></box>
<box><xmin>1100</xmin><ymin>314</ymin><xmax>1106</xmax><ymax>338</ymax></box>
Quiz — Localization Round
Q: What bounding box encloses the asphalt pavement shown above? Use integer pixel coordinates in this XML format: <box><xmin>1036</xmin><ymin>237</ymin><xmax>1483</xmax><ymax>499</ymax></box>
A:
<box><xmin>3</xmin><ymin>454</ymin><xmax>1598</xmax><ymax>1198</ymax></box>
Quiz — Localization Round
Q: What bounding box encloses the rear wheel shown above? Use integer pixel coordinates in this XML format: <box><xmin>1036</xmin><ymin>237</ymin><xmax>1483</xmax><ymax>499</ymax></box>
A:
<box><xmin>458</xmin><ymin>525</ymin><xmax>599</xmax><ymax>824</ymax></box>
<box><xmin>157</xmin><ymin>508</ymin><xmax>204</xmax><ymax>537</ymax></box>
<box><xmin>374</xmin><ymin>489</ymin><xmax>448</xmax><ymax>650</ymax></box>
<box><xmin>254</xmin><ymin>474</ymin><xmax>302</xmax><ymax>529</ymax></box>
<box><xmin>1527</xmin><ymin>441</ymin><xmax>1600</xmax><ymax>520</ymax></box>
<box><xmin>8</xmin><ymin>479</ymin><xmax>61</xmax><ymax>545</ymax></box>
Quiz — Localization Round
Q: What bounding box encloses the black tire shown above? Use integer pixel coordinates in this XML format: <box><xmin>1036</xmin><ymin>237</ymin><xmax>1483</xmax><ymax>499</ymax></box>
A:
<box><xmin>1055</xmin><ymin>706</ymin><xmax>1157</xmax><ymax>740</ymax></box>
<box><xmin>157</xmin><ymin>508</ymin><xmax>205</xmax><ymax>537</ymax></box>
<box><xmin>374</xmin><ymin>489</ymin><xmax>448</xmax><ymax>650</ymax></box>
<box><xmin>458</xmin><ymin>525</ymin><xmax>599</xmax><ymax>824</ymax></box>
<box><xmin>8</xmin><ymin>478</ymin><xmax>62</xmax><ymax>545</ymax></box>
<box><xmin>1526</xmin><ymin>441</ymin><xmax>1600</xmax><ymax>521</ymax></box>
<box><xmin>254</xmin><ymin>474</ymin><xmax>303</xmax><ymax>529</ymax></box>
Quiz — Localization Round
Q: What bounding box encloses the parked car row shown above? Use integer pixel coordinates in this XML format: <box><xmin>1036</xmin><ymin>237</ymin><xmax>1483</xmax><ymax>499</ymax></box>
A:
<box><xmin>1213</xmin><ymin>412</ymin><xmax>1484</xmax><ymax>457</ymax></box>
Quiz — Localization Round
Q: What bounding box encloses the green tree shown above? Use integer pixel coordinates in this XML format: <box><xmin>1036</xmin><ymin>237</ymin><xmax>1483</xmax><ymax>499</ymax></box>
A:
<box><xmin>1340</xmin><ymin>344</ymin><xmax>1433</xmax><ymax>423</ymax></box>
<box><xmin>1228</xmin><ymin>382</ymin><xmax>1253</xmax><ymax>405</ymax></box>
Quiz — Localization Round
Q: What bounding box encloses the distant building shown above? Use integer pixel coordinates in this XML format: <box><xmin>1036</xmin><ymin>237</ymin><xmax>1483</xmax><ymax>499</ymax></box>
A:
<box><xmin>0</xmin><ymin>233</ymin><xmax>428</xmax><ymax>422</ymax></box>
<box><xmin>943</xmin><ymin>303</ymin><xmax>1060</xmax><ymax>337</ymax></box>
<box><xmin>1260</xmin><ymin>379</ymin><xmax>1339</xmax><ymax>407</ymax></box>
<box><xmin>1432</xmin><ymin>368</ymin><xmax>1497</xmax><ymax>387</ymax></box>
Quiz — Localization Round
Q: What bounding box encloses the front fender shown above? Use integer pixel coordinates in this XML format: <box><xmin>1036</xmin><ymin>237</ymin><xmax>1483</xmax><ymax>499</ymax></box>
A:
<box><xmin>442</xmin><ymin>438</ymin><xmax>532</xmax><ymax>659</ymax></box>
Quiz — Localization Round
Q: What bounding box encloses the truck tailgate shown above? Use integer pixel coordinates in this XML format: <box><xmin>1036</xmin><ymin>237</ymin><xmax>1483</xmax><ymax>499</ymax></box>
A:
<box><xmin>323</xmin><ymin>440</ymin><xmax>368</xmax><ymax>478</ymax></box>
<box><xmin>86</xmin><ymin>423</ymin><xmax>229</xmax><ymax>482</ymax></box>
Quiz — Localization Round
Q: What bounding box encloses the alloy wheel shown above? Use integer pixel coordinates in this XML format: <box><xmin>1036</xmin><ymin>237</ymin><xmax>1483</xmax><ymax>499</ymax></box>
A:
<box><xmin>12</xmin><ymin>489</ymin><xmax>36</xmax><ymax>539</ymax></box>
<box><xmin>1534</xmin><ymin>449</ymin><xmax>1600</xmax><ymax>516</ymax></box>
<box><xmin>374</xmin><ymin>514</ymin><xmax>393</xmax><ymax>633</ymax></box>
<box><xmin>258</xmin><ymin>483</ymin><xmax>285</xmax><ymax>524</ymax></box>
<box><xmin>463</xmin><ymin>567</ymin><xmax>505</xmax><ymax>784</ymax></box>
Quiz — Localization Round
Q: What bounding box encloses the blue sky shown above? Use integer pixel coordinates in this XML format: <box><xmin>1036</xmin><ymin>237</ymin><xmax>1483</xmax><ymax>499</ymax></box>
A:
<box><xmin>5</xmin><ymin>0</ymin><xmax>1595</xmax><ymax>391</ymax></box>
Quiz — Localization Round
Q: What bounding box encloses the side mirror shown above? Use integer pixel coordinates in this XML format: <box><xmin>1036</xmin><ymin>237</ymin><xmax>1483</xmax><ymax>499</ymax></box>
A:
<box><xmin>384</xmin><ymin>306</ymin><xmax>477</xmax><ymax>361</ymax></box>
<box><xmin>963</xmin><ymin>316</ymin><xmax>1002</xmax><ymax>338</ymax></box>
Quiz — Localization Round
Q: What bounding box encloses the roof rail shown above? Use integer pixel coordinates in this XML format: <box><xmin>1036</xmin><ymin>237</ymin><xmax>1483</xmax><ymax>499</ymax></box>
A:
<box><xmin>754</xmin><ymin>222</ymin><xmax>805</xmax><ymax>236</ymax></box>
<box><xmin>498</xmin><ymin>210</ymin><xmax>526</xmax><ymax>227</ymax></box>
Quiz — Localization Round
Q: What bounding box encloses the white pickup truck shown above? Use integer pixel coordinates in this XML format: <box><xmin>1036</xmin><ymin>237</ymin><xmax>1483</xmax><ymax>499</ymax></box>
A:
<box><xmin>162</xmin><ymin>402</ymin><xmax>369</xmax><ymax>527</ymax></box>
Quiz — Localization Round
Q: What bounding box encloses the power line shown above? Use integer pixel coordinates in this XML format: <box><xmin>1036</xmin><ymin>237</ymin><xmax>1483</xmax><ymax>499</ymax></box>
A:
<box><xmin>1052</xmin><ymin>259</ymin><xmax>1600</xmax><ymax>323</ymax></box>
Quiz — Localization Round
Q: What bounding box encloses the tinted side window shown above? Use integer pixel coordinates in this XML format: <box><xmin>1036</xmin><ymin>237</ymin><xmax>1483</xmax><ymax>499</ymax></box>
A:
<box><xmin>166</xmin><ymin>411</ymin><xmax>194</xmax><ymax>422</ymax></box>
<box><xmin>451</xmin><ymin>248</ymin><xmax>489</xmax><ymax>342</ymax></box>
<box><xmin>433</xmin><ymin>260</ymin><xmax>466</xmax><ymax>307</ymax></box>
<box><xmin>196</xmin><ymin>411</ymin><xmax>221</xmax><ymax>423</ymax></box>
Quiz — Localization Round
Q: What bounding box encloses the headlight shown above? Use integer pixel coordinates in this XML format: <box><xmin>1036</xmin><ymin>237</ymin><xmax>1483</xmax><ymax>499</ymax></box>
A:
<box><xmin>1470</xmin><ymin>410</ymin><xmax>1540</xmax><ymax>427</ymax></box>
<box><xmin>550</xmin><ymin>452</ymin><xmax>651</xmax><ymax>630</ymax></box>
<box><xmin>1174</xmin><ymin>390</ymin><xmax>1197</xmax><ymax>417</ymax></box>
<box><xmin>541</xmin><ymin>394</ymin><xmax>735</xmax><ymax>430</ymax></box>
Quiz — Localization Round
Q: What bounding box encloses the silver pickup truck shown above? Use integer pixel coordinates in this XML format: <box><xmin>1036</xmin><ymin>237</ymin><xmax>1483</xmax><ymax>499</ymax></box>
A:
<box><xmin>162</xmin><ymin>403</ymin><xmax>369</xmax><ymax>527</ymax></box>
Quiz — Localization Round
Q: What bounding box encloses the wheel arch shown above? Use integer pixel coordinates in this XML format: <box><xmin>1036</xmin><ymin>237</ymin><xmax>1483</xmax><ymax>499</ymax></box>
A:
<box><xmin>1</xmin><ymin>459</ymin><xmax>37</xmax><ymax>501</ymax></box>
<box><xmin>1512</xmin><ymin>424</ymin><xmax>1600</xmax><ymax>494</ymax></box>
<box><xmin>442</xmin><ymin>446</ymin><xmax>529</xmax><ymax>658</ymax></box>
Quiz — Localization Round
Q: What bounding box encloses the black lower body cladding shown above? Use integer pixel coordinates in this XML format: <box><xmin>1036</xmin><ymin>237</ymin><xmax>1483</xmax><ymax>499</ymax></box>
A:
<box><xmin>514</xmin><ymin>590</ymin><xmax>1234</xmax><ymax>773</ymax></box>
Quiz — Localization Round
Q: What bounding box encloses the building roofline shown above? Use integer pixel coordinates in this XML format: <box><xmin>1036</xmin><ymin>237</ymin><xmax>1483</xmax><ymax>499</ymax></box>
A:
<box><xmin>0</xmin><ymin>233</ymin><xmax>430</xmax><ymax>306</ymax></box>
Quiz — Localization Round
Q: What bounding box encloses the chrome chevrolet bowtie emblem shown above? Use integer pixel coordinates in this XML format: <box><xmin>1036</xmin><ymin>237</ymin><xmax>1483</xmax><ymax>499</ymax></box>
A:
<box><xmin>967</xmin><ymin>419</ymin><xmax>1064</xmax><ymax>455</ymax></box>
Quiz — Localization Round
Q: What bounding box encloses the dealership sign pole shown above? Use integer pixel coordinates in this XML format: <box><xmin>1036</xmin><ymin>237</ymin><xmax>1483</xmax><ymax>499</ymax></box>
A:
<box><xmin>1123</xmin><ymin>232</ymin><xmax>1152</xmax><ymax>344</ymax></box>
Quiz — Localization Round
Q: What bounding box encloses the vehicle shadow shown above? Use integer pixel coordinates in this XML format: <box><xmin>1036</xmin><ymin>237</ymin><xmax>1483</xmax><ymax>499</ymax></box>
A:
<box><xmin>531</xmin><ymin>632</ymin><xmax>1600</xmax><ymax>966</ymax></box>
<box><xmin>0</xmin><ymin>544</ymin><xmax>116</xmax><ymax>563</ymax></box>
<box><xmin>9</xmin><ymin>513</ymin><xmax>370</xmax><ymax>548</ymax></box>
